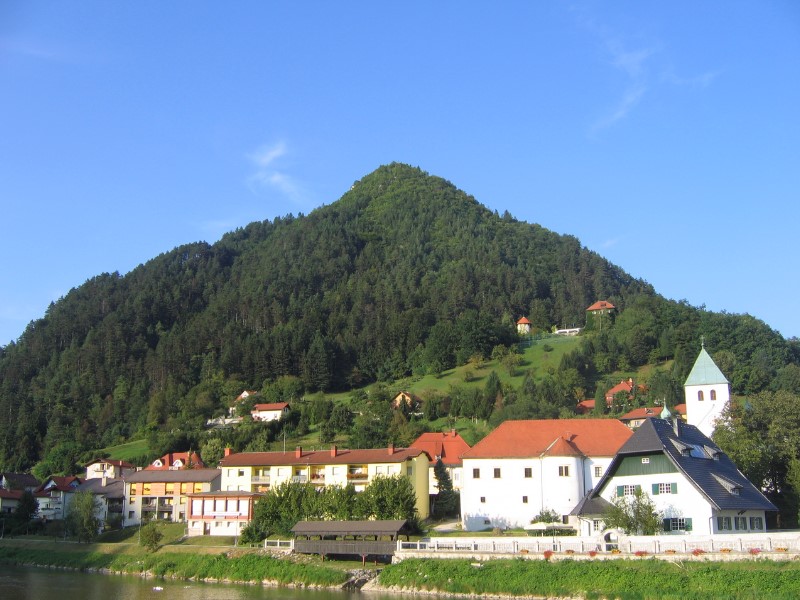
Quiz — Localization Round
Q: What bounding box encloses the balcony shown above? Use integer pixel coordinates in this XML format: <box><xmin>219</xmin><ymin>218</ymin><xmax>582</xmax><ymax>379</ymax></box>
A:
<box><xmin>291</xmin><ymin>475</ymin><xmax>308</xmax><ymax>483</ymax></box>
<box><xmin>251</xmin><ymin>475</ymin><xmax>271</xmax><ymax>484</ymax></box>
<box><xmin>347</xmin><ymin>472</ymin><xmax>368</xmax><ymax>481</ymax></box>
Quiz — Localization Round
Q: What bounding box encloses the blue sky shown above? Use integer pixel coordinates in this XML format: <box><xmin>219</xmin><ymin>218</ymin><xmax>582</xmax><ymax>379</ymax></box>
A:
<box><xmin>2</xmin><ymin>1</ymin><xmax>799</xmax><ymax>346</ymax></box>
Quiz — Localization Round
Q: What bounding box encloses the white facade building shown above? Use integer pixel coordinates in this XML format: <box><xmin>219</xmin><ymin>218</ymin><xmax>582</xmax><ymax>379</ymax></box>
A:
<box><xmin>460</xmin><ymin>419</ymin><xmax>632</xmax><ymax>531</ymax></box>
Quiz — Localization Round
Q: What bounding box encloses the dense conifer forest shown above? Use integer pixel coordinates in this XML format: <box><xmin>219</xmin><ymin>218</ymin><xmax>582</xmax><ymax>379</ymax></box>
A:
<box><xmin>1</xmin><ymin>164</ymin><xmax>798</xmax><ymax>519</ymax></box>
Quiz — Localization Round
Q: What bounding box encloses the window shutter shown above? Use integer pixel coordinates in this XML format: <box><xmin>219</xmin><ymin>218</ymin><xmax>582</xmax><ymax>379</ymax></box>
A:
<box><xmin>662</xmin><ymin>518</ymin><xmax>671</xmax><ymax>532</ymax></box>
<box><xmin>685</xmin><ymin>518</ymin><xmax>692</xmax><ymax>531</ymax></box>
<box><xmin>616</xmin><ymin>485</ymin><xmax>624</xmax><ymax>497</ymax></box>
<box><xmin>671</xmin><ymin>482</ymin><xmax>678</xmax><ymax>494</ymax></box>
<box><xmin>635</xmin><ymin>484</ymin><xmax>641</xmax><ymax>493</ymax></box>
<box><xmin>652</xmin><ymin>484</ymin><xmax>659</xmax><ymax>495</ymax></box>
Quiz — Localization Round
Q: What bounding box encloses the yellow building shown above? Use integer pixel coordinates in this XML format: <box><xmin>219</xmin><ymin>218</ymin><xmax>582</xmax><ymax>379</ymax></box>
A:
<box><xmin>219</xmin><ymin>444</ymin><xmax>430</xmax><ymax>518</ymax></box>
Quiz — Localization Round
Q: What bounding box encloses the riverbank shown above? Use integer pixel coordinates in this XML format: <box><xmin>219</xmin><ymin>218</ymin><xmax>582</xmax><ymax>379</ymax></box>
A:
<box><xmin>371</xmin><ymin>557</ymin><xmax>800</xmax><ymax>599</ymax></box>
<box><xmin>0</xmin><ymin>543</ymin><xmax>349</xmax><ymax>589</ymax></box>
<box><xmin>5</xmin><ymin>539</ymin><xmax>800</xmax><ymax>599</ymax></box>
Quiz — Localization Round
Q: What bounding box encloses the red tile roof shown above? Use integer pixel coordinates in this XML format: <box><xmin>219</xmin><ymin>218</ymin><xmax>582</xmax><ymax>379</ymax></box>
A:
<box><xmin>146</xmin><ymin>452</ymin><xmax>206</xmax><ymax>470</ymax></box>
<box><xmin>620</xmin><ymin>405</ymin><xmax>687</xmax><ymax>421</ymax></box>
<box><xmin>576</xmin><ymin>399</ymin><xmax>595</xmax><ymax>414</ymax></box>
<box><xmin>410</xmin><ymin>431</ymin><xmax>472</xmax><ymax>466</ymax></box>
<box><xmin>516</xmin><ymin>317</ymin><xmax>531</xmax><ymax>324</ymax></box>
<box><xmin>252</xmin><ymin>402</ymin><xmax>289</xmax><ymax>412</ymax></box>
<box><xmin>0</xmin><ymin>489</ymin><xmax>23</xmax><ymax>500</ymax></box>
<box><xmin>220</xmin><ymin>446</ymin><xmax>425</xmax><ymax>467</ymax></box>
<box><xmin>586</xmin><ymin>301</ymin><xmax>615</xmax><ymax>311</ymax></box>
<box><xmin>37</xmin><ymin>476</ymin><xmax>83</xmax><ymax>493</ymax></box>
<box><xmin>462</xmin><ymin>419</ymin><xmax>633</xmax><ymax>459</ymax></box>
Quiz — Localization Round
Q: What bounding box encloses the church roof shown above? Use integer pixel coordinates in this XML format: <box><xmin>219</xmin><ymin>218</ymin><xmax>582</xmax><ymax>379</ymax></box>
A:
<box><xmin>685</xmin><ymin>347</ymin><xmax>729</xmax><ymax>386</ymax></box>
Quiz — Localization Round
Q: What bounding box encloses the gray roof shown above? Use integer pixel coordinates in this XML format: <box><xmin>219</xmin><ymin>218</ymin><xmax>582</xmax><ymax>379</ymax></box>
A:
<box><xmin>570</xmin><ymin>492</ymin><xmax>613</xmax><ymax>517</ymax></box>
<box><xmin>76</xmin><ymin>478</ymin><xmax>125</xmax><ymax>499</ymax></box>
<box><xmin>592</xmin><ymin>418</ymin><xmax>775</xmax><ymax>513</ymax></box>
<box><xmin>126</xmin><ymin>468</ymin><xmax>221</xmax><ymax>484</ymax></box>
<box><xmin>291</xmin><ymin>520</ymin><xmax>410</xmax><ymax>537</ymax></box>
<box><xmin>1</xmin><ymin>473</ymin><xmax>40</xmax><ymax>490</ymax></box>
<box><xmin>684</xmin><ymin>347</ymin><xmax>728</xmax><ymax>386</ymax></box>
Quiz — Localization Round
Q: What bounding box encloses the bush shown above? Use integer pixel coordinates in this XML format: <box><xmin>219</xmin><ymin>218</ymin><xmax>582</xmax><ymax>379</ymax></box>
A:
<box><xmin>139</xmin><ymin>521</ymin><xmax>164</xmax><ymax>552</ymax></box>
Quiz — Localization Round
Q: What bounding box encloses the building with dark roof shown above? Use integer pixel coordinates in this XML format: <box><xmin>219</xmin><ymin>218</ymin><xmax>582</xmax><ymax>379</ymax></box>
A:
<box><xmin>125</xmin><ymin>468</ymin><xmax>221</xmax><ymax>525</ymax></box>
<box><xmin>572</xmin><ymin>415</ymin><xmax>776</xmax><ymax>536</ymax></box>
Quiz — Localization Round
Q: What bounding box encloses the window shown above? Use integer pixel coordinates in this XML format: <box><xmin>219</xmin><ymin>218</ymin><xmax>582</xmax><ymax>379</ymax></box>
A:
<box><xmin>663</xmin><ymin>517</ymin><xmax>691</xmax><ymax>532</ymax></box>
<box><xmin>407</xmin><ymin>466</ymin><xmax>413</xmax><ymax>476</ymax></box>
<box><xmin>193</xmin><ymin>483</ymin><xmax>203</xmax><ymax>493</ymax></box>
<box><xmin>129</xmin><ymin>484</ymin><xmax>137</xmax><ymax>495</ymax></box>
<box><xmin>128</xmin><ymin>511</ymin><xmax>134</xmax><ymax>519</ymax></box>
<box><xmin>717</xmin><ymin>516</ymin><xmax>732</xmax><ymax>531</ymax></box>
<box><xmin>750</xmin><ymin>516</ymin><xmax>764</xmax><ymax>530</ymax></box>
<box><xmin>641</xmin><ymin>457</ymin><xmax>650</xmax><ymax>464</ymax></box>
<box><xmin>652</xmin><ymin>482</ymin><xmax>677</xmax><ymax>495</ymax></box>
<box><xmin>180</xmin><ymin>483</ymin><xmax>187</xmax><ymax>494</ymax></box>
<box><xmin>493</xmin><ymin>468</ymin><xmax>501</xmax><ymax>479</ymax></box>
<box><xmin>165</xmin><ymin>483</ymin><xmax>175</xmax><ymax>494</ymax></box>
<box><xmin>522</xmin><ymin>496</ymin><xmax>528</xmax><ymax>503</ymax></box>
<box><xmin>698</xmin><ymin>390</ymin><xmax>704</xmax><ymax>401</ymax></box>
<box><xmin>142</xmin><ymin>484</ymin><xmax>151</xmax><ymax>494</ymax></box>
<box><xmin>594</xmin><ymin>466</ymin><xmax>603</xmax><ymax>478</ymax></box>
<box><xmin>593</xmin><ymin>519</ymin><xmax>603</xmax><ymax>533</ymax></box>
<box><xmin>617</xmin><ymin>484</ymin><xmax>639</xmax><ymax>497</ymax></box>
<box><xmin>238</xmin><ymin>469</ymin><xmax>245</xmax><ymax>477</ymax></box>
<box><xmin>480</xmin><ymin>496</ymin><xmax>486</xmax><ymax>503</ymax></box>
<box><xmin>710</xmin><ymin>389</ymin><xmax>717</xmax><ymax>401</ymax></box>
<box><xmin>129</xmin><ymin>497</ymin><xmax>135</xmax><ymax>504</ymax></box>
<box><xmin>734</xmin><ymin>517</ymin><xmax>748</xmax><ymax>530</ymax></box>
<box><xmin>524</xmin><ymin>467</ymin><xmax>532</xmax><ymax>478</ymax></box>
<box><xmin>472</xmin><ymin>468</ymin><xmax>480</xmax><ymax>479</ymax></box>
<box><xmin>558</xmin><ymin>465</ymin><xmax>570</xmax><ymax>477</ymax></box>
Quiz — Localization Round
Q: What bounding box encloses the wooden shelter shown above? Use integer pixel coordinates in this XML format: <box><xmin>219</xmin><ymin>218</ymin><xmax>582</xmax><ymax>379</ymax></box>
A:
<box><xmin>291</xmin><ymin>520</ymin><xmax>412</xmax><ymax>563</ymax></box>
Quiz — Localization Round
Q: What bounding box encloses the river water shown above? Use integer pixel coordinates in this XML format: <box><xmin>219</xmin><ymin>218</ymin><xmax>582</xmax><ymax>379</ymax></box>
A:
<box><xmin>0</xmin><ymin>565</ymin><xmax>384</xmax><ymax>600</ymax></box>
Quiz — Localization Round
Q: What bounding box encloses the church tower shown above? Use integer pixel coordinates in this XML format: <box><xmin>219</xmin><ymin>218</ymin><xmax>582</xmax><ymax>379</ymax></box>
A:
<box><xmin>684</xmin><ymin>342</ymin><xmax>730</xmax><ymax>437</ymax></box>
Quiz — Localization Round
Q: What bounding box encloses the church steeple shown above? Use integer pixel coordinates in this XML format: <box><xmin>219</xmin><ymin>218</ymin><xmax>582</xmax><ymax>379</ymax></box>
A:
<box><xmin>684</xmin><ymin>342</ymin><xmax>730</xmax><ymax>437</ymax></box>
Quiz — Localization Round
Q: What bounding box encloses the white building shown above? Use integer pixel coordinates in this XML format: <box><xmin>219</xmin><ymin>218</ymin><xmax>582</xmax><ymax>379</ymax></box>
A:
<box><xmin>573</xmin><ymin>414</ymin><xmax>776</xmax><ymax>536</ymax></box>
<box><xmin>460</xmin><ymin>419</ymin><xmax>632</xmax><ymax>531</ymax></box>
<box><xmin>684</xmin><ymin>343</ymin><xmax>730</xmax><ymax>438</ymax></box>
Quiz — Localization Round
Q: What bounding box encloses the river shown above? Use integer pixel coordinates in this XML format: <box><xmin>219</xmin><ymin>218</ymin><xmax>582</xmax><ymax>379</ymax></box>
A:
<box><xmin>0</xmin><ymin>565</ymin><xmax>389</xmax><ymax>600</ymax></box>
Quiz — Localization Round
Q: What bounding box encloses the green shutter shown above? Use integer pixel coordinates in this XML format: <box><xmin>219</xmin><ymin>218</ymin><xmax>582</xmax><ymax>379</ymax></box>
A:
<box><xmin>671</xmin><ymin>482</ymin><xmax>678</xmax><ymax>494</ymax></box>
<box><xmin>616</xmin><ymin>485</ymin><xmax>624</xmax><ymax>497</ymax></box>
<box><xmin>662</xmin><ymin>518</ymin><xmax>671</xmax><ymax>532</ymax></box>
<box><xmin>685</xmin><ymin>518</ymin><xmax>692</xmax><ymax>531</ymax></box>
<box><xmin>652</xmin><ymin>483</ymin><xmax>660</xmax><ymax>495</ymax></box>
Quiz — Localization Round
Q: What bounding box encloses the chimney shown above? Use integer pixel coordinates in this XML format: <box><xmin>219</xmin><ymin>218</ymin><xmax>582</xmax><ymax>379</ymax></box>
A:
<box><xmin>387</xmin><ymin>443</ymin><xmax>395</xmax><ymax>455</ymax></box>
<box><xmin>224</xmin><ymin>447</ymin><xmax>232</xmax><ymax>458</ymax></box>
<box><xmin>330</xmin><ymin>445</ymin><xmax>337</xmax><ymax>458</ymax></box>
<box><xmin>672</xmin><ymin>415</ymin><xmax>681</xmax><ymax>437</ymax></box>
<box><xmin>295</xmin><ymin>446</ymin><xmax>302</xmax><ymax>459</ymax></box>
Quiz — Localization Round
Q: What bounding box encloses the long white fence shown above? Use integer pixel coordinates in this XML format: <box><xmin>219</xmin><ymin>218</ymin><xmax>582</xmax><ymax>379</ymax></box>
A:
<box><xmin>397</xmin><ymin>532</ymin><xmax>800</xmax><ymax>557</ymax></box>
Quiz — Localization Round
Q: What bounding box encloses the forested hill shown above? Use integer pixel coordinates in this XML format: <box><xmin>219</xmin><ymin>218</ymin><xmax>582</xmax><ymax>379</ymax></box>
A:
<box><xmin>0</xmin><ymin>163</ymin><xmax>795</xmax><ymax>472</ymax></box>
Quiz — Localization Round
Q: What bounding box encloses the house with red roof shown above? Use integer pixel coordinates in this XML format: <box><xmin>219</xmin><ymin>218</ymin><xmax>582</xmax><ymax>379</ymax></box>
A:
<box><xmin>85</xmin><ymin>459</ymin><xmax>136</xmax><ymax>480</ymax></box>
<box><xmin>218</xmin><ymin>444</ymin><xmax>430</xmax><ymax>519</ymax></box>
<box><xmin>619</xmin><ymin>404</ymin><xmax>686</xmax><ymax>429</ymax></box>
<box><xmin>35</xmin><ymin>475</ymin><xmax>83</xmax><ymax>521</ymax></box>
<box><xmin>516</xmin><ymin>317</ymin><xmax>532</xmax><ymax>335</ymax></box>
<box><xmin>410</xmin><ymin>430</ymin><xmax>471</xmax><ymax>492</ymax></box>
<box><xmin>146</xmin><ymin>451</ymin><xmax>205</xmax><ymax>471</ymax></box>
<box><xmin>586</xmin><ymin>300</ymin><xmax>615</xmax><ymax>314</ymax></box>
<box><xmin>460</xmin><ymin>419</ymin><xmax>632</xmax><ymax>531</ymax></box>
<box><xmin>250</xmin><ymin>402</ymin><xmax>290</xmax><ymax>422</ymax></box>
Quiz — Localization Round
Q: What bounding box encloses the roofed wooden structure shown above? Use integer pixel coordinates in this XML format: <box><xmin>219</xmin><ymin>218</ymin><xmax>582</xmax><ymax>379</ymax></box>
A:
<box><xmin>291</xmin><ymin>520</ymin><xmax>412</xmax><ymax>561</ymax></box>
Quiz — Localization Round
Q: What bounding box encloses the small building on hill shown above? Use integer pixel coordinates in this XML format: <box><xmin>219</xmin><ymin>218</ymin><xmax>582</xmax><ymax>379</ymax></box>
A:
<box><xmin>146</xmin><ymin>451</ymin><xmax>205</xmax><ymax>471</ymax></box>
<box><xmin>516</xmin><ymin>317</ymin><xmax>532</xmax><ymax>335</ymax></box>
<box><xmin>251</xmin><ymin>402</ymin><xmax>290</xmax><ymax>422</ymax></box>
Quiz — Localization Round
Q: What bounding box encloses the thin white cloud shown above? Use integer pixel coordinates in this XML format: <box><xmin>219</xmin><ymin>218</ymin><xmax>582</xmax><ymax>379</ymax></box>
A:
<box><xmin>662</xmin><ymin>69</ymin><xmax>721</xmax><ymax>88</ymax></box>
<box><xmin>246</xmin><ymin>141</ymin><xmax>305</xmax><ymax>204</ymax></box>
<box><xmin>600</xmin><ymin>238</ymin><xmax>619</xmax><ymax>249</ymax></box>
<box><xmin>591</xmin><ymin>39</ymin><xmax>655</xmax><ymax>134</ymax></box>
